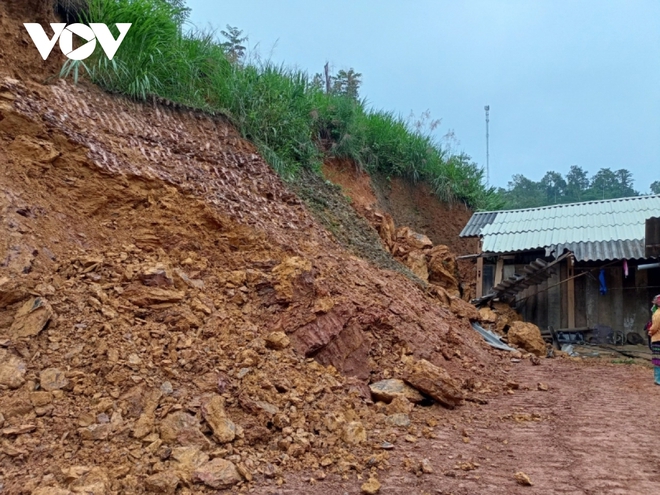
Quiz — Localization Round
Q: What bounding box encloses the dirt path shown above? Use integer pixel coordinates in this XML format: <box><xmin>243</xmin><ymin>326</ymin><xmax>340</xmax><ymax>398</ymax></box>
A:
<box><xmin>256</xmin><ymin>359</ymin><xmax>660</xmax><ymax>495</ymax></box>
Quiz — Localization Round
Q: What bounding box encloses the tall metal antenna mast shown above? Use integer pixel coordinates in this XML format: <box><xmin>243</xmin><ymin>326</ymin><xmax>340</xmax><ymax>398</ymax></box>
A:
<box><xmin>484</xmin><ymin>105</ymin><xmax>490</xmax><ymax>186</ymax></box>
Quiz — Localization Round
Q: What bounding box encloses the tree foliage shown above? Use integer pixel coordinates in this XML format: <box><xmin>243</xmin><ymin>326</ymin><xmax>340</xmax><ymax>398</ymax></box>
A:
<box><xmin>220</xmin><ymin>25</ymin><xmax>247</xmax><ymax>64</ymax></box>
<box><xmin>498</xmin><ymin>165</ymin><xmax>642</xmax><ymax>209</ymax></box>
<box><xmin>312</xmin><ymin>66</ymin><xmax>362</xmax><ymax>100</ymax></box>
<box><xmin>651</xmin><ymin>181</ymin><xmax>660</xmax><ymax>194</ymax></box>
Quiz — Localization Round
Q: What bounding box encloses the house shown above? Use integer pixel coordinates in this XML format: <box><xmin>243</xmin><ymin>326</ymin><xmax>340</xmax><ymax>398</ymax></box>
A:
<box><xmin>460</xmin><ymin>195</ymin><xmax>660</xmax><ymax>343</ymax></box>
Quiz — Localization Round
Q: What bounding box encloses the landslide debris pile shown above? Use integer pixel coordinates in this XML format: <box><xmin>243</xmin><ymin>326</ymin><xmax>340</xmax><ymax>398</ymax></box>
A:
<box><xmin>0</xmin><ymin>6</ymin><xmax>509</xmax><ymax>494</ymax></box>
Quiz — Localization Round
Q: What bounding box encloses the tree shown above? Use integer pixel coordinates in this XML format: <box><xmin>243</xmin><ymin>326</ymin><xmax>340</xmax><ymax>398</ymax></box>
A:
<box><xmin>589</xmin><ymin>168</ymin><xmax>637</xmax><ymax>200</ymax></box>
<box><xmin>540</xmin><ymin>171</ymin><xmax>567</xmax><ymax>204</ymax></box>
<box><xmin>651</xmin><ymin>181</ymin><xmax>660</xmax><ymax>194</ymax></box>
<box><xmin>501</xmin><ymin>174</ymin><xmax>544</xmax><ymax>209</ymax></box>
<box><xmin>331</xmin><ymin>68</ymin><xmax>362</xmax><ymax>100</ymax></box>
<box><xmin>565</xmin><ymin>165</ymin><xmax>589</xmax><ymax>202</ymax></box>
<box><xmin>220</xmin><ymin>25</ymin><xmax>247</xmax><ymax>64</ymax></box>
<box><xmin>161</xmin><ymin>0</ymin><xmax>191</xmax><ymax>28</ymax></box>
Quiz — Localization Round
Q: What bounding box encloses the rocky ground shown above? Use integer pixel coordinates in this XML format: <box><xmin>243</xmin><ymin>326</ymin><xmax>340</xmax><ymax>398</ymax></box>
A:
<box><xmin>247</xmin><ymin>358</ymin><xmax>660</xmax><ymax>495</ymax></box>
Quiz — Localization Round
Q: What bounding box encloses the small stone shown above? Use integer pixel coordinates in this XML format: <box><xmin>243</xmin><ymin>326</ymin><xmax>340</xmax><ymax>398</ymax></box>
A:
<box><xmin>421</xmin><ymin>458</ymin><xmax>433</xmax><ymax>474</ymax></box>
<box><xmin>193</xmin><ymin>458</ymin><xmax>241</xmax><ymax>489</ymax></box>
<box><xmin>78</xmin><ymin>423</ymin><xmax>111</xmax><ymax>441</ymax></box>
<box><xmin>201</xmin><ymin>395</ymin><xmax>236</xmax><ymax>444</ymax></box>
<box><xmin>515</xmin><ymin>471</ymin><xmax>533</xmax><ymax>486</ymax></box>
<box><xmin>380</xmin><ymin>441</ymin><xmax>394</xmax><ymax>450</ymax></box>
<box><xmin>237</xmin><ymin>463</ymin><xmax>253</xmax><ymax>482</ymax></box>
<box><xmin>160</xmin><ymin>411</ymin><xmax>209</xmax><ymax>449</ymax></box>
<box><xmin>537</xmin><ymin>382</ymin><xmax>549</xmax><ymax>391</ymax></box>
<box><xmin>361</xmin><ymin>476</ymin><xmax>381</xmax><ymax>494</ymax></box>
<box><xmin>237</xmin><ymin>367</ymin><xmax>251</xmax><ymax>379</ymax></box>
<box><xmin>128</xmin><ymin>353</ymin><xmax>141</xmax><ymax>365</ymax></box>
<box><xmin>32</xmin><ymin>488</ymin><xmax>72</xmax><ymax>495</ymax></box>
<box><xmin>265</xmin><ymin>331</ymin><xmax>290</xmax><ymax>350</ymax></box>
<box><xmin>385</xmin><ymin>413</ymin><xmax>411</xmax><ymax>427</ymax></box>
<box><xmin>404</xmin><ymin>435</ymin><xmax>417</xmax><ymax>443</ymax></box>
<box><xmin>160</xmin><ymin>381</ymin><xmax>173</xmax><ymax>395</ymax></box>
<box><xmin>30</xmin><ymin>391</ymin><xmax>53</xmax><ymax>407</ymax></box>
<box><xmin>0</xmin><ymin>350</ymin><xmax>26</xmax><ymax>389</ymax></box>
<box><xmin>341</xmin><ymin>421</ymin><xmax>367</xmax><ymax>445</ymax></box>
<box><xmin>40</xmin><ymin>368</ymin><xmax>69</xmax><ymax>391</ymax></box>
<box><xmin>145</xmin><ymin>471</ymin><xmax>179</xmax><ymax>494</ymax></box>
<box><xmin>370</xmin><ymin>379</ymin><xmax>424</xmax><ymax>404</ymax></box>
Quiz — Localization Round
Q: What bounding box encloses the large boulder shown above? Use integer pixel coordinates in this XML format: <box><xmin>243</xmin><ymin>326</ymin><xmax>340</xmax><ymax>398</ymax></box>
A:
<box><xmin>427</xmin><ymin>245</ymin><xmax>459</xmax><ymax>292</ymax></box>
<box><xmin>402</xmin><ymin>358</ymin><xmax>463</xmax><ymax>409</ymax></box>
<box><xmin>369</xmin><ymin>379</ymin><xmax>424</xmax><ymax>404</ymax></box>
<box><xmin>404</xmin><ymin>251</ymin><xmax>429</xmax><ymax>282</ymax></box>
<box><xmin>507</xmin><ymin>321</ymin><xmax>546</xmax><ymax>357</ymax></box>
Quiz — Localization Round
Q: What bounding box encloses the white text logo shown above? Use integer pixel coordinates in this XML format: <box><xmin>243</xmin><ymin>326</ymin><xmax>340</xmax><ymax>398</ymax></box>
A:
<box><xmin>23</xmin><ymin>23</ymin><xmax>132</xmax><ymax>61</ymax></box>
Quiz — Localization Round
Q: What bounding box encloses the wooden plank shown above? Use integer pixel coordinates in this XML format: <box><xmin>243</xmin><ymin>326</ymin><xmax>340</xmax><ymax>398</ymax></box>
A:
<box><xmin>575</xmin><ymin>270</ymin><xmax>587</xmax><ymax>328</ymax></box>
<box><xmin>560</xmin><ymin>260</ymin><xmax>568</xmax><ymax>329</ymax></box>
<box><xmin>547</xmin><ymin>269</ymin><xmax>561</xmax><ymax>331</ymax></box>
<box><xmin>585</xmin><ymin>271</ymin><xmax>599</xmax><ymax>328</ymax></box>
<box><xmin>597</xmin><ymin>268</ymin><xmax>614</xmax><ymax>329</ymax></box>
<box><xmin>494</xmin><ymin>258</ymin><xmax>504</xmax><ymax>286</ymax></box>
<box><xmin>538</xmin><ymin>277</ymin><xmax>548</xmax><ymax>330</ymax></box>
<box><xmin>567</xmin><ymin>257</ymin><xmax>575</xmax><ymax>328</ymax></box>
<box><xmin>476</xmin><ymin>256</ymin><xmax>483</xmax><ymax>299</ymax></box>
<box><xmin>611</xmin><ymin>266</ymin><xmax>623</xmax><ymax>332</ymax></box>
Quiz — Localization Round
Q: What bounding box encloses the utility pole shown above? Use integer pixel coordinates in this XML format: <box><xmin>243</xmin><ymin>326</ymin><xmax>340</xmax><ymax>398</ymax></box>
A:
<box><xmin>484</xmin><ymin>105</ymin><xmax>490</xmax><ymax>186</ymax></box>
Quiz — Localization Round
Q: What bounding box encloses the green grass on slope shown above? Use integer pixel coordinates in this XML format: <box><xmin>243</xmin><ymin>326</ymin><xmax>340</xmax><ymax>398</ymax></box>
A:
<box><xmin>67</xmin><ymin>0</ymin><xmax>501</xmax><ymax>210</ymax></box>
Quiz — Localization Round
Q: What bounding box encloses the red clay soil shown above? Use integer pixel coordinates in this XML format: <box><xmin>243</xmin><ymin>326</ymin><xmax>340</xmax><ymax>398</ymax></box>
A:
<box><xmin>252</xmin><ymin>359</ymin><xmax>660</xmax><ymax>495</ymax></box>
<box><xmin>321</xmin><ymin>160</ymin><xmax>478</xmax><ymax>257</ymax></box>
<box><xmin>0</xmin><ymin>2</ymin><xmax>511</xmax><ymax>492</ymax></box>
<box><xmin>322</xmin><ymin>160</ymin><xmax>479</xmax><ymax>299</ymax></box>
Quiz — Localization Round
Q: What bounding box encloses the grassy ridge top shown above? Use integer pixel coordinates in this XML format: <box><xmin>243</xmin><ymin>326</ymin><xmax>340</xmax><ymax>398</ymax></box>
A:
<box><xmin>66</xmin><ymin>0</ymin><xmax>500</xmax><ymax>210</ymax></box>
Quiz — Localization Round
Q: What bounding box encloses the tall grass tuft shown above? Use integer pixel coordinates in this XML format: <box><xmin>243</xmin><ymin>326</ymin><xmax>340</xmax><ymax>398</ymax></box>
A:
<box><xmin>66</xmin><ymin>0</ymin><xmax>498</xmax><ymax>209</ymax></box>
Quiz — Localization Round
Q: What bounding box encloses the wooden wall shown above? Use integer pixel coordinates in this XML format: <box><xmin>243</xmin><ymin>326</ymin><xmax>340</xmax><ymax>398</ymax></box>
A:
<box><xmin>484</xmin><ymin>257</ymin><xmax>658</xmax><ymax>338</ymax></box>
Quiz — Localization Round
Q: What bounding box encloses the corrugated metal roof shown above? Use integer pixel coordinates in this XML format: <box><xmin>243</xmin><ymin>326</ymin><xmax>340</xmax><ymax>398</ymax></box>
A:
<box><xmin>460</xmin><ymin>195</ymin><xmax>660</xmax><ymax>261</ymax></box>
<box><xmin>459</xmin><ymin>211</ymin><xmax>497</xmax><ymax>237</ymax></box>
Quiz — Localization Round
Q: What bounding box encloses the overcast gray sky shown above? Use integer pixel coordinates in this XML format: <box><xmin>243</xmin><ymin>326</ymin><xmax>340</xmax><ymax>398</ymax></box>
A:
<box><xmin>186</xmin><ymin>1</ymin><xmax>660</xmax><ymax>192</ymax></box>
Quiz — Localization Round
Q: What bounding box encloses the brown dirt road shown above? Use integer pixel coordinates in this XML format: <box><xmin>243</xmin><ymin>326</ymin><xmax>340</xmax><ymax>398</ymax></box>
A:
<box><xmin>256</xmin><ymin>359</ymin><xmax>660</xmax><ymax>495</ymax></box>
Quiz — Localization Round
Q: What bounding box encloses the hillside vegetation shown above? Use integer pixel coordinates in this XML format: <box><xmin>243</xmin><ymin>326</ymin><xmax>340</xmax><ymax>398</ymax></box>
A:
<box><xmin>60</xmin><ymin>0</ymin><xmax>500</xmax><ymax>210</ymax></box>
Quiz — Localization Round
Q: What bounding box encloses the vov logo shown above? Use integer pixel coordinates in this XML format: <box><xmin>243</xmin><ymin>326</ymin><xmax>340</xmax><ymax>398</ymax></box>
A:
<box><xmin>24</xmin><ymin>23</ymin><xmax>132</xmax><ymax>61</ymax></box>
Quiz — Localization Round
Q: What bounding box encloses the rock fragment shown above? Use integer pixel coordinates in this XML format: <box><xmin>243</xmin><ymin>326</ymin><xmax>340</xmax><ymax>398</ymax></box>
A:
<box><xmin>145</xmin><ymin>471</ymin><xmax>179</xmax><ymax>494</ymax></box>
<box><xmin>507</xmin><ymin>321</ymin><xmax>547</xmax><ymax>357</ymax></box>
<box><xmin>369</xmin><ymin>379</ymin><xmax>424</xmax><ymax>404</ymax></box>
<box><xmin>403</xmin><ymin>358</ymin><xmax>463</xmax><ymax>409</ymax></box>
<box><xmin>193</xmin><ymin>458</ymin><xmax>241</xmax><ymax>489</ymax></box>
<box><xmin>9</xmin><ymin>297</ymin><xmax>53</xmax><ymax>339</ymax></box>
<box><xmin>39</xmin><ymin>367</ymin><xmax>69</xmax><ymax>391</ymax></box>
<box><xmin>265</xmin><ymin>331</ymin><xmax>290</xmax><ymax>350</ymax></box>
<box><xmin>201</xmin><ymin>395</ymin><xmax>236</xmax><ymax>444</ymax></box>
<box><xmin>361</xmin><ymin>476</ymin><xmax>381</xmax><ymax>494</ymax></box>
<box><xmin>515</xmin><ymin>471</ymin><xmax>533</xmax><ymax>486</ymax></box>
<box><xmin>341</xmin><ymin>421</ymin><xmax>367</xmax><ymax>445</ymax></box>
<box><xmin>0</xmin><ymin>350</ymin><xmax>26</xmax><ymax>389</ymax></box>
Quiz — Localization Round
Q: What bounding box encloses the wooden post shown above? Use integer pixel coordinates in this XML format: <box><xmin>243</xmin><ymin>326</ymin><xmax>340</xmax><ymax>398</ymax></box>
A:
<box><xmin>476</xmin><ymin>256</ymin><xmax>484</xmax><ymax>299</ymax></box>
<box><xmin>494</xmin><ymin>257</ymin><xmax>504</xmax><ymax>286</ymax></box>
<box><xmin>567</xmin><ymin>255</ymin><xmax>575</xmax><ymax>328</ymax></box>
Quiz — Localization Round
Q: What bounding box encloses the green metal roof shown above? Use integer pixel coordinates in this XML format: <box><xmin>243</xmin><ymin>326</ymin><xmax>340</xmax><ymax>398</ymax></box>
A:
<box><xmin>460</xmin><ymin>195</ymin><xmax>660</xmax><ymax>261</ymax></box>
